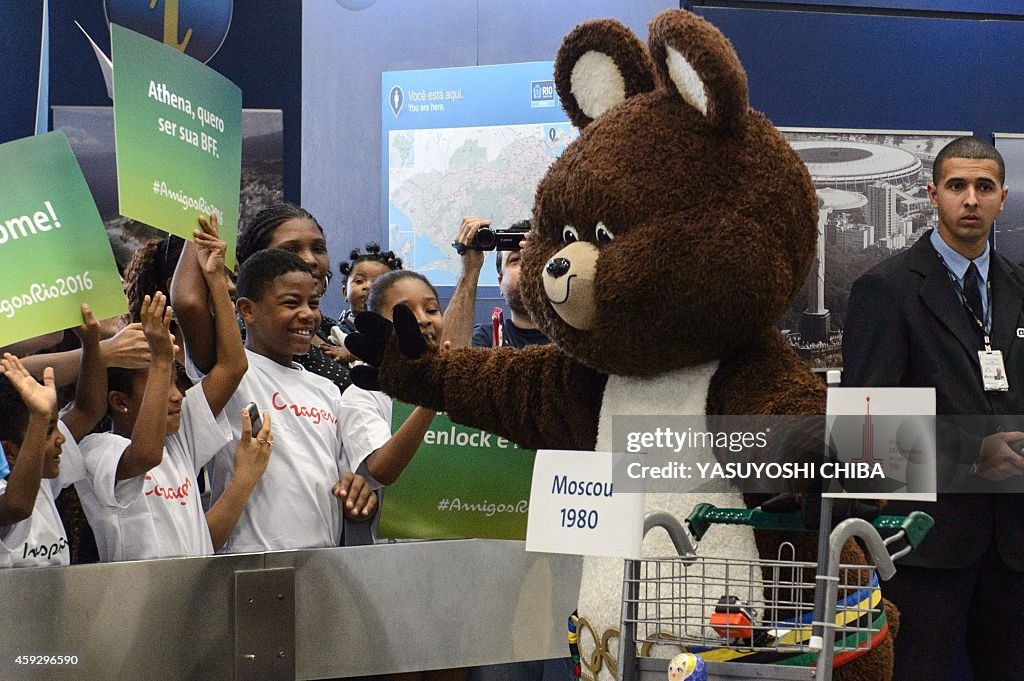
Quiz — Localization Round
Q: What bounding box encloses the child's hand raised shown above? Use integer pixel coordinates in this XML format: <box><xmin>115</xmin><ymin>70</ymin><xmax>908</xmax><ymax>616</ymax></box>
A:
<box><xmin>1</xmin><ymin>354</ymin><xmax>56</xmax><ymax>417</ymax></box>
<box><xmin>73</xmin><ymin>303</ymin><xmax>102</xmax><ymax>348</ymax></box>
<box><xmin>140</xmin><ymin>292</ymin><xmax>176</xmax><ymax>361</ymax></box>
<box><xmin>194</xmin><ymin>213</ymin><xmax>228</xmax><ymax>277</ymax></box>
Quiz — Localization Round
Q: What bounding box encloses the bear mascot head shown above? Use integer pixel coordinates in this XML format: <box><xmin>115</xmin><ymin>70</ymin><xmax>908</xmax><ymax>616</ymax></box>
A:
<box><xmin>346</xmin><ymin>8</ymin><xmax>896</xmax><ymax>681</ymax></box>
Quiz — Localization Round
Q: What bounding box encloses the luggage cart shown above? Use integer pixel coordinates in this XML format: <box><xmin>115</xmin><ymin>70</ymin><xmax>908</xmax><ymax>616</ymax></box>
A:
<box><xmin>617</xmin><ymin>500</ymin><xmax>933</xmax><ymax>681</ymax></box>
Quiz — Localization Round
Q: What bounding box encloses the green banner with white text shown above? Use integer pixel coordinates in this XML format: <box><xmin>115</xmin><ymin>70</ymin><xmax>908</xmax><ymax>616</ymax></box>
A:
<box><xmin>379</xmin><ymin>402</ymin><xmax>536</xmax><ymax>540</ymax></box>
<box><xmin>111</xmin><ymin>23</ymin><xmax>242</xmax><ymax>266</ymax></box>
<box><xmin>0</xmin><ymin>132</ymin><xmax>127</xmax><ymax>347</ymax></box>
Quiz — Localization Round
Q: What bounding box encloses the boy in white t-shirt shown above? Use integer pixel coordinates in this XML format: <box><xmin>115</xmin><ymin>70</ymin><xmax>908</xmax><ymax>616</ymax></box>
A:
<box><xmin>174</xmin><ymin>246</ymin><xmax>376</xmax><ymax>552</ymax></box>
<box><xmin>0</xmin><ymin>305</ymin><xmax>106</xmax><ymax>568</ymax></box>
<box><xmin>77</xmin><ymin>224</ymin><xmax>271</xmax><ymax>561</ymax></box>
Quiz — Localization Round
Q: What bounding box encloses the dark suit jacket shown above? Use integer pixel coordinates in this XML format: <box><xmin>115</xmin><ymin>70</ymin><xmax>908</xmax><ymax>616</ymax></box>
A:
<box><xmin>842</xmin><ymin>230</ymin><xmax>1024</xmax><ymax>570</ymax></box>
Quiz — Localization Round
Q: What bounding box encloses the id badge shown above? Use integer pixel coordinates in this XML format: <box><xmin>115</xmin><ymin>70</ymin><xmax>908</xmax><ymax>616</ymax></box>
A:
<box><xmin>979</xmin><ymin>350</ymin><xmax>1010</xmax><ymax>391</ymax></box>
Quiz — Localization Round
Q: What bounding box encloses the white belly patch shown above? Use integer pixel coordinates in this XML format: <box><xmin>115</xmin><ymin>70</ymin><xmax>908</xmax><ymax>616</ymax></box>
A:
<box><xmin>577</xmin><ymin>362</ymin><xmax>760</xmax><ymax>680</ymax></box>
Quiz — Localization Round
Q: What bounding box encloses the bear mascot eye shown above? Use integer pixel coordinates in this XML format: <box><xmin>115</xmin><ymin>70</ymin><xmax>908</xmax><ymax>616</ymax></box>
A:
<box><xmin>595</xmin><ymin>222</ymin><xmax>615</xmax><ymax>244</ymax></box>
<box><xmin>562</xmin><ymin>225</ymin><xmax>580</xmax><ymax>243</ymax></box>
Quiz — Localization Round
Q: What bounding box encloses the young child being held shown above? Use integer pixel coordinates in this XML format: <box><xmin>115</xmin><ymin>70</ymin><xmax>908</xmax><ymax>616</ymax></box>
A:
<box><xmin>0</xmin><ymin>305</ymin><xmax>107</xmax><ymax>568</ymax></box>
<box><xmin>327</xmin><ymin>243</ymin><xmax>403</xmax><ymax>365</ymax></box>
<box><xmin>335</xmin><ymin>243</ymin><xmax>403</xmax><ymax>334</ymax></box>
<box><xmin>176</xmin><ymin>246</ymin><xmax>377</xmax><ymax>552</ymax></box>
<box><xmin>76</xmin><ymin>222</ymin><xmax>269</xmax><ymax>560</ymax></box>
<box><xmin>336</xmin><ymin>271</ymin><xmax>447</xmax><ymax>521</ymax></box>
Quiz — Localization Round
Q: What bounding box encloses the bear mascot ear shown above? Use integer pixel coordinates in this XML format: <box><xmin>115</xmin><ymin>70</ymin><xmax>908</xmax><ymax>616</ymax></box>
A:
<box><xmin>647</xmin><ymin>10</ymin><xmax>748</xmax><ymax>135</ymax></box>
<box><xmin>553</xmin><ymin>18</ymin><xmax>656</xmax><ymax>130</ymax></box>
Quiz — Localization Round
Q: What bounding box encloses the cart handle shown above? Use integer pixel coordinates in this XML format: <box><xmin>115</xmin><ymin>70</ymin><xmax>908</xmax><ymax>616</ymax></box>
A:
<box><xmin>685</xmin><ymin>503</ymin><xmax>934</xmax><ymax>547</ymax></box>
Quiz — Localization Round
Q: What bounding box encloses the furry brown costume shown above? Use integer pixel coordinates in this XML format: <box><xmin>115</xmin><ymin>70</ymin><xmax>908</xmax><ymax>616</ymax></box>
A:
<box><xmin>347</xmin><ymin>9</ymin><xmax>895</xmax><ymax>681</ymax></box>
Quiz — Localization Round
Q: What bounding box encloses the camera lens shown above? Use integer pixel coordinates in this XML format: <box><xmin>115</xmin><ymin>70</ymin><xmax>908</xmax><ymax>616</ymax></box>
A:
<box><xmin>473</xmin><ymin>227</ymin><xmax>497</xmax><ymax>250</ymax></box>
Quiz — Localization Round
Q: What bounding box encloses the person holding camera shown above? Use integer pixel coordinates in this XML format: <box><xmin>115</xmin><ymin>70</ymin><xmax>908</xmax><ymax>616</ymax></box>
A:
<box><xmin>442</xmin><ymin>216</ymin><xmax>549</xmax><ymax>349</ymax></box>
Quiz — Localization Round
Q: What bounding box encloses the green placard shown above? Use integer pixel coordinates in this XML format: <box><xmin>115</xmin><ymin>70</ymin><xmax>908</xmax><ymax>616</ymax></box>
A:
<box><xmin>111</xmin><ymin>24</ymin><xmax>242</xmax><ymax>267</ymax></box>
<box><xmin>0</xmin><ymin>132</ymin><xmax>127</xmax><ymax>348</ymax></box>
<box><xmin>379</xmin><ymin>402</ymin><xmax>536</xmax><ymax>540</ymax></box>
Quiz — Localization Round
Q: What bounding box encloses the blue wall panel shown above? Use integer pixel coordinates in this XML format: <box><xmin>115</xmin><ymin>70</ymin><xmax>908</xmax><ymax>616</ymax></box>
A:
<box><xmin>693</xmin><ymin>6</ymin><xmax>1013</xmax><ymax>136</ymax></box>
<box><xmin>477</xmin><ymin>0</ymin><xmax>675</xmax><ymax>63</ymax></box>
<box><xmin>1</xmin><ymin>3</ymin><xmax>44</xmax><ymax>145</ymax></box>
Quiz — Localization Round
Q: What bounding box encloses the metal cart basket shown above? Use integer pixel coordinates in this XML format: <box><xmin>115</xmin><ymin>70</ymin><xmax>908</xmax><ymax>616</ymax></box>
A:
<box><xmin>617</xmin><ymin>500</ymin><xmax>934</xmax><ymax>681</ymax></box>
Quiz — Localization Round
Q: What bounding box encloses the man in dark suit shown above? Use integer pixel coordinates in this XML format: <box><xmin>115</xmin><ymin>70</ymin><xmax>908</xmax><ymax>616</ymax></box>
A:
<box><xmin>843</xmin><ymin>136</ymin><xmax>1024</xmax><ymax>681</ymax></box>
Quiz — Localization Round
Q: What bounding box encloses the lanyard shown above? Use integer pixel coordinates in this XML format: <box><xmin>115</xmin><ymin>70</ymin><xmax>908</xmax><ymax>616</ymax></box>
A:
<box><xmin>938</xmin><ymin>253</ymin><xmax>993</xmax><ymax>350</ymax></box>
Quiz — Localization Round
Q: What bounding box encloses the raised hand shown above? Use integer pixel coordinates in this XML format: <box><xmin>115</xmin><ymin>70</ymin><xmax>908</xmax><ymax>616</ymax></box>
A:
<box><xmin>1</xmin><ymin>354</ymin><xmax>56</xmax><ymax>417</ymax></box>
<box><xmin>140</xmin><ymin>292</ymin><xmax>176</xmax><ymax>362</ymax></box>
<box><xmin>452</xmin><ymin>216</ymin><xmax>489</xmax><ymax>270</ymax></box>
<box><xmin>194</xmin><ymin>213</ymin><xmax>228</xmax><ymax>277</ymax></box>
<box><xmin>73</xmin><ymin>303</ymin><xmax>102</xmax><ymax>348</ymax></box>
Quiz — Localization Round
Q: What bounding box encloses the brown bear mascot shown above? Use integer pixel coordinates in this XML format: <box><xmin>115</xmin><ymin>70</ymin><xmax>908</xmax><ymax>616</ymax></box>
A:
<box><xmin>347</xmin><ymin>8</ymin><xmax>896</xmax><ymax>681</ymax></box>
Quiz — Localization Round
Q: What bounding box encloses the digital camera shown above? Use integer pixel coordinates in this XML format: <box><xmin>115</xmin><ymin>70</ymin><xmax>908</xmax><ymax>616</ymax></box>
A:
<box><xmin>472</xmin><ymin>223</ymin><xmax>529</xmax><ymax>251</ymax></box>
<box><xmin>452</xmin><ymin>221</ymin><xmax>530</xmax><ymax>255</ymax></box>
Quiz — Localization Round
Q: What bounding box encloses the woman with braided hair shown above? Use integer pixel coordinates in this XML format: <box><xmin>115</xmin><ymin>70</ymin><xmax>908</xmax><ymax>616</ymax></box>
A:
<box><xmin>172</xmin><ymin>203</ymin><xmax>351</xmax><ymax>393</ymax></box>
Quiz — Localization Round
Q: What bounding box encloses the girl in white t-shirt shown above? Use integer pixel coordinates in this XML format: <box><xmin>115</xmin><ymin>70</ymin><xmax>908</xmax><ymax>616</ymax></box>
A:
<box><xmin>77</xmin><ymin>223</ymin><xmax>272</xmax><ymax>561</ymax></box>
<box><xmin>0</xmin><ymin>356</ymin><xmax>68</xmax><ymax>568</ymax></box>
<box><xmin>336</xmin><ymin>271</ymin><xmax>446</xmax><ymax>509</ymax></box>
<box><xmin>1</xmin><ymin>305</ymin><xmax>109</xmax><ymax>568</ymax></box>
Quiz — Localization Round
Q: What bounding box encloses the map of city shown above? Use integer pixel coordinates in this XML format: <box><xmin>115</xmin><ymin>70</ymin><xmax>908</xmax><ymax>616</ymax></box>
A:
<box><xmin>388</xmin><ymin>122</ymin><xmax>577</xmax><ymax>286</ymax></box>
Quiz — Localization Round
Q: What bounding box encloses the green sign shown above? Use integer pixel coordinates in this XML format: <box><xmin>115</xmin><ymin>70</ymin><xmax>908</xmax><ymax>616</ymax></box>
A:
<box><xmin>111</xmin><ymin>23</ymin><xmax>242</xmax><ymax>267</ymax></box>
<box><xmin>379</xmin><ymin>402</ymin><xmax>536</xmax><ymax>540</ymax></box>
<box><xmin>0</xmin><ymin>132</ymin><xmax>128</xmax><ymax>348</ymax></box>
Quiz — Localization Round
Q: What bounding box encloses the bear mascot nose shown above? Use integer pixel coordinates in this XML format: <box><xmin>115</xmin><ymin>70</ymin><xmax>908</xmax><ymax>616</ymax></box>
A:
<box><xmin>546</xmin><ymin>257</ymin><xmax>571</xmax><ymax>278</ymax></box>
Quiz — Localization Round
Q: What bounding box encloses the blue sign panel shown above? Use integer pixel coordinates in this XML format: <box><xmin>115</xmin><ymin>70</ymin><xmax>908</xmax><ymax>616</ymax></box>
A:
<box><xmin>381</xmin><ymin>62</ymin><xmax>575</xmax><ymax>287</ymax></box>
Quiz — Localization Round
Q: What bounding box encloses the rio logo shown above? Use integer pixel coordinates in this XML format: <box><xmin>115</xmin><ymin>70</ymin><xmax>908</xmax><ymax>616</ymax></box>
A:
<box><xmin>104</xmin><ymin>0</ymin><xmax>233</xmax><ymax>63</ymax></box>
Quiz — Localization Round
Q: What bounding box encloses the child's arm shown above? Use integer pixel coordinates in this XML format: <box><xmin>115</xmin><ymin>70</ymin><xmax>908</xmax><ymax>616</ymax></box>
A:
<box><xmin>60</xmin><ymin>305</ymin><xmax>108</xmax><ymax>442</ymax></box>
<box><xmin>206</xmin><ymin>408</ymin><xmax>272</xmax><ymax>551</ymax></box>
<box><xmin>1</xmin><ymin>331</ymin><xmax>65</xmax><ymax>358</ymax></box>
<box><xmin>332</xmin><ymin>471</ymin><xmax>377</xmax><ymax>521</ymax></box>
<box><xmin>358</xmin><ymin>406</ymin><xmax>436</xmax><ymax>485</ymax></box>
<box><xmin>194</xmin><ymin>215</ymin><xmax>248</xmax><ymax>416</ymax></box>
<box><xmin>114</xmin><ymin>294</ymin><xmax>176</xmax><ymax>481</ymax></box>
<box><xmin>21</xmin><ymin>323</ymin><xmax>150</xmax><ymax>387</ymax></box>
<box><xmin>170</xmin><ymin>215</ymin><xmax>218</xmax><ymax>374</ymax></box>
<box><xmin>0</xmin><ymin>357</ymin><xmax>56</xmax><ymax>524</ymax></box>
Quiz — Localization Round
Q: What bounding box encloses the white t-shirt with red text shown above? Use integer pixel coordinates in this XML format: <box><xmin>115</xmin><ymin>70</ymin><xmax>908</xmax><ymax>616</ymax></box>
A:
<box><xmin>0</xmin><ymin>421</ymin><xmax>85</xmax><ymax>569</ymax></box>
<box><xmin>208</xmin><ymin>349</ymin><xmax>348</xmax><ymax>553</ymax></box>
<box><xmin>337</xmin><ymin>384</ymin><xmax>391</xmax><ymax>484</ymax></box>
<box><xmin>76</xmin><ymin>383</ymin><xmax>230</xmax><ymax>561</ymax></box>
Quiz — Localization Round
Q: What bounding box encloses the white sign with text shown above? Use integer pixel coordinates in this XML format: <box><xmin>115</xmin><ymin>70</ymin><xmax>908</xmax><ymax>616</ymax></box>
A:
<box><xmin>825</xmin><ymin>387</ymin><xmax>936</xmax><ymax>501</ymax></box>
<box><xmin>525</xmin><ymin>450</ymin><xmax>644</xmax><ymax>559</ymax></box>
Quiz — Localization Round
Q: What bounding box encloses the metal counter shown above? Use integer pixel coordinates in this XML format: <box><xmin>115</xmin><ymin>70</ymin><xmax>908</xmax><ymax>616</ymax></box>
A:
<box><xmin>0</xmin><ymin>540</ymin><xmax>582</xmax><ymax>680</ymax></box>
